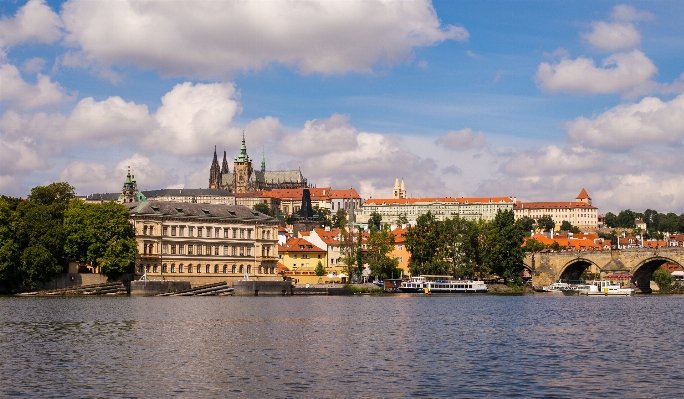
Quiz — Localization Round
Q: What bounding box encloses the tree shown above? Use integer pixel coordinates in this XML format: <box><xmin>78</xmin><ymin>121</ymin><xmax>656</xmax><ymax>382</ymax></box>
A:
<box><xmin>658</xmin><ymin>212</ymin><xmax>679</xmax><ymax>233</ymax></box>
<box><xmin>405</xmin><ymin>212</ymin><xmax>440</xmax><ymax>276</ymax></box>
<box><xmin>314</xmin><ymin>260</ymin><xmax>325</xmax><ymax>276</ymax></box>
<box><xmin>313</xmin><ymin>206</ymin><xmax>332</xmax><ymax>228</ymax></box>
<box><xmin>535</xmin><ymin>214</ymin><xmax>555</xmax><ymax>232</ymax></box>
<box><xmin>604</xmin><ymin>212</ymin><xmax>618</xmax><ymax>228</ymax></box>
<box><xmin>64</xmin><ymin>200</ymin><xmax>137</xmax><ymax>279</ymax></box>
<box><xmin>368</xmin><ymin>212</ymin><xmax>382</xmax><ymax>231</ymax></box>
<box><xmin>616</xmin><ymin>209</ymin><xmax>636</xmax><ymax>228</ymax></box>
<box><xmin>396</xmin><ymin>213</ymin><xmax>409</xmax><ymax>226</ymax></box>
<box><xmin>518</xmin><ymin>216</ymin><xmax>535</xmax><ymax>233</ymax></box>
<box><xmin>522</xmin><ymin>238</ymin><xmax>546</xmax><ymax>252</ymax></box>
<box><xmin>340</xmin><ymin>224</ymin><xmax>362</xmax><ymax>281</ymax></box>
<box><xmin>652</xmin><ymin>268</ymin><xmax>674</xmax><ymax>291</ymax></box>
<box><xmin>488</xmin><ymin>210</ymin><xmax>526</xmax><ymax>283</ymax></box>
<box><xmin>332</xmin><ymin>209</ymin><xmax>347</xmax><ymax>229</ymax></box>
<box><xmin>366</xmin><ymin>225</ymin><xmax>399</xmax><ymax>280</ymax></box>
<box><xmin>560</xmin><ymin>220</ymin><xmax>572</xmax><ymax>231</ymax></box>
<box><xmin>252</xmin><ymin>202</ymin><xmax>273</xmax><ymax>216</ymax></box>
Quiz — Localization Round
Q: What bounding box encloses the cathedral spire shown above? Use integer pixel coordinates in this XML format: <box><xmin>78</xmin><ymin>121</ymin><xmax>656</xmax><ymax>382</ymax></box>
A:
<box><xmin>261</xmin><ymin>146</ymin><xmax>266</xmax><ymax>173</ymax></box>
<box><xmin>221</xmin><ymin>149</ymin><xmax>229</xmax><ymax>174</ymax></box>
<box><xmin>235</xmin><ymin>130</ymin><xmax>250</xmax><ymax>162</ymax></box>
<box><xmin>209</xmin><ymin>145</ymin><xmax>221</xmax><ymax>189</ymax></box>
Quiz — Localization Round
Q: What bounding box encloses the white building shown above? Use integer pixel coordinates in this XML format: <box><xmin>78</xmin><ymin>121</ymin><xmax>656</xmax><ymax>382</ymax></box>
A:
<box><xmin>513</xmin><ymin>188</ymin><xmax>599</xmax><ymax>230</ymax></box>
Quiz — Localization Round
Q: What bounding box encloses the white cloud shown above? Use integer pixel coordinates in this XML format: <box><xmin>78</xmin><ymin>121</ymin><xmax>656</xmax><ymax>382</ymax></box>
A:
<box><xmin>146</xmin><ymin>82</ymin><xmax>242</xmax><ymax>155</ymax></box>
<box><xmin>566</xmin><ymin>94</ymin><xmax>684</xmax><ymax>151</ymax></box>
<box><xmin>610</xmin><ymin>5</ymin><xmax>655</xmax><ymax>22</ymax></box>
<box><xmin>0</xmin><ymin>63</ymin><xmax>74</xmax><ymax>109</ymax></box>
<box><xmin>581</xmin><ymin>21</ymin><xmax>641</xmax><ymax>51</ymax></box>
<box><xmin>60</xmin><ymin>0</ymin><xmax>467</xmax><ymax>77</ymax></box>
<box><xmin>279</xmin><ymin>114</ymin><xmax>357</xmax><ymax>156</ymax></box>
<box><xmin>435</xmin><ymin>128</ymin><xmax>486</xmax><ymax>151</ymax></box>
<box><xmin>500</xmin><ymin>145</ymin><xmax>603</xmax><ymax>177</ymax></box>
<box><xmin>0</xmin><ymin>0</ymin><xmax>63</xmax><ymax>48</ymax></box>
<box><xmin>535</xmin><ymin>50</ymin><xmax>657</xmax><ymax>97</ymax></box>
<box><xmin>0</xmin><ymin>136</ymin><xmax>44</xmax><ymax>175</ymax></box>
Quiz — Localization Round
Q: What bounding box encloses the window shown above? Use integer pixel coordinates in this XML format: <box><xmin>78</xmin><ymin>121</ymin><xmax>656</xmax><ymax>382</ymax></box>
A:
<box><xmin>247</xmin><ymin>229</ymin><xmax>252</xmax><ymax>239</ymax></box>
<box><xmin>162</xmin><ymin>264</ymin><xmax>167</xmax><ymax>273</ymax></box>
<box><xmin>247</xmin><ymin>266</ymin><xmax>251</xmax><ymax>274</ymax></box>
<box><xmin>240</xmin><ymin>229</ymin><xmax>244</xmax><ymax>239</ymax></box>
<box><xmin>179</xmin><ymin>264</ymin><xmax>184</xmax><ymax>273</ymax></box>
<box><xmin>262</xmin><ymin>230</ymin><xmax>265</xmax><ymax>239</ymax></box>
<box><xmin>189</xmin><ymin>227</ymin><xmax>194</xmax><ymax>237</ymax></box>
<box><xmin>188</xmin><ymin>264</ymin><xmax>193</xmax><ymax>273</ymax></box>
<box><xmin>214</xmin><ymin>265</ymin><xmax>219</xmax><ymax>273</ymax></box>
<box><xmin>247</xmin><ymin>247</ymin><xmax>251</xmax><ymax>256</ymax></box>
<box><xmin>171</xmin><ymin>226</ymin><xmax>176</xmax><ymax>236</ymax></box>
<box><xmin>171</xmin><ymin>245</ymin><xmax>176</xmax><ymax>255</ymax></box>
<box><xmin>179</xmin><ymin>226</ymin><xmax>185</xmax><ymax>237</ymax></box>
<box><xmin>223</xmin><ymin>245</ymin><xmax>228</xmax><ymax>256</ymax></box>
<box><xmin>232</xmin><ymin>265</ymin><xmax>236</xmax><ymax>273</ymax></box>
<box><xmin>258</xmin><ymin>266</ymin><xmax>262</xmax><ymax>274</ymax></box>
<box><xmin>397</xmin><ymin>245</ymin><xmax>403</xmax><ymax>250</ymax></box>
<box><xmin>145</xmin><ymin>265</ymin><xmax>150</xmax><ymax>273</ymax></box>
<box><xmin>206</xmin><ymin>264</ymin><xmax>210</xmax><ymax>273</ymax></box>
<box><xmin>179</xmin><ymin>245</ymin><xmax>185</xmax><ymax>255</ymax></box>
<box><xmin>188</xmin><ymin>245</ymin><xmax>194</xmax><ymax>255</ymax></box>
<box><xmin>162</xmin><ymin>226</ymin><xmax>168</xmax><ymax>236</ymax></box>
<box><xmin>232</xmin><ymin>229</ymin><xmax>237</xmax><ymax>238</ymax></box>
<box><xmin>223</xmin><ymin>265</ymin><xmax>227</xmax><ymax>273</ymax></box>
<box><xmin>196</xmin><ymin>265</ymin><xmax>201</xmax><ymax>273</ymax></box>
<box><xmin>153</xmin><ymin>265</ymin><xmax>158</xmax><ymax>273</ymax></box>
<box><xmin>239</xmin><ymin>265</ymin><xmax>244</xmax><ymax>273</ymax></box>
<box><xmin>293</xmin><ymin>254</ymin><xmax>297</xmax><ymax>259</ymax></box>
<box><xmin>240</xmin><ymin>247</ymin><xmax>244</xmax><ymax>256</ymax></box>
<box><xmin>215</xmin><ymin>228</ymin><xmax>220</xmax><ymax>237</ymax></box>
<box><xmin>162</xmin><ymin>244</ymin><xmax>168</xmax><ymax>254</ymax></box>
<box><xmin>231</xmin><ymin>246</ymin><xmax>237</xmax><ymax>256</ymax></box>
<box><xmin>206</xmin><ymin>227</ymin><xmax>211</xmax><ymax>238</ymax></box>
<box><xmin>266</xmin><ymin>230</ymin><xmax>271</xmax><ymax>240</ymax></box>
<box><xmin>206</xmin><ymin>245</ymin><xmax>211</xmax><ymax>255</ymax></box>
<box><xmin>171</xmin><ymin>264</ymin><xmax>176</xmax><ymax>273</ymax></box>
<box><xmin>224</xmin><ymin>228</ymin><xmax>229</xmax><ymax>238</ymax></box>
<box><xmin>214</xmin><ymin>246</ymin><xmax>219</xmax><ymax>256</ymax></box>
<box><xmin>143</xmin><ymin>226</ymin><xmax>148</xmax><ymax>235</ymax></box>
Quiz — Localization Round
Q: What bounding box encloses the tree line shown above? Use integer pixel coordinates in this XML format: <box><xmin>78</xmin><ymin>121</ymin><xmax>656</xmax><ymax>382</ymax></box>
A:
<box><xmin>0</xmin><ymin>183</ymin><xmax>137</xmax><ymax>292</ymax></box>
<box><xmin>604</xmin><ymin>209</ymin><xmax>684</xmax><ymax>237</ymax></box>
<box><xmin>404</xmin><ymin>209</ymin><xmax>526</xmax><ymax>283</ymax></box>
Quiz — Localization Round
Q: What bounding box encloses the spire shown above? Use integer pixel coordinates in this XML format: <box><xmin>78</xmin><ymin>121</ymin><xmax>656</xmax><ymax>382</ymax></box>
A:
<box><xmin>394</xmin><ymin>177</ymin><xmax>400</xmax><ymax>190</ymax></box>
<box><xmin>209</xmin><ymin>145</ymin><xmax>222</xmax><ymax>189</ymax></box>
<box><xmin>400</xmin><ymin>178</ymin><xmax>405</xmax><ymax>191</ymax></box>
<box><xmin>221</xmin><ymin>149</ymin><xmax>229</xmax><ymax>174</ymax></box>
<box><xmin>213</xmin><ymin>145</ymin><xmax>218</xmax><ymax>162</ymax></box>
<box><xmin>261</xmin><ymin>146</ymin><xmax>266</xmax><ymax>173</ymax></box>
<box><xmin>235</xmin><ymin>130</ymin><xmax>250</xmax><ymax>162</ymax></box>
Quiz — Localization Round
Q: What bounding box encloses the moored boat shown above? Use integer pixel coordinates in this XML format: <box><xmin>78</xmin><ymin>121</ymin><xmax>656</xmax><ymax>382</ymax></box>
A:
<box><xmin>562</xmin><ymin>280</ymin><xmax>633</xmax><ymax>296</ymax></box>
<box><xmin>399</xmin><ymin>275</ymin><xmax>488</xmax><ymax>293</ymax></box>
<box><xmin>541</xmin><ymin>281</ymin><xmax>570</xmax><ymax>294</ymax></box>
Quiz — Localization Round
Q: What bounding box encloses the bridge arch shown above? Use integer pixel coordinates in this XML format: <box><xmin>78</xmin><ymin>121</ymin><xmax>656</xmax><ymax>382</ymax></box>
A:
<box><xmin>559</xmin><ymin>258</ymin><xmax>600</xmax><ymax>281</ymax></box>
<box><xmin>632</xmin><ymin>256</ymin><xmax>683</xmax><ymax>292</ymax></box>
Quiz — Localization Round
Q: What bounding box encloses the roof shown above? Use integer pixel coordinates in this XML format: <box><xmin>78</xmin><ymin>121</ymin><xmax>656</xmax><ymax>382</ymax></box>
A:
<box><xmin>363</xmin><ymin>197</ymin><xmax>514</xmax><ymax>206</ymax></box>
<box><xmin>514</xmin><ymin>201</ymin><xmax>597</xmax><ymax>210</ymax></box>
<box><xmin>86</xmin><ymin>188</ymin><xmax>234</xmax><ymax>201</ymax></box>
<box><xmin>329</xmin><ymin>189</ymin><xmax>361</xmax><ymax>199</ymax></box>
<box><xmin>312</xmin><ymin>228</ymin><xmax>343</xmax><ymax>245</ymax></box>
<box><xmin>128</xmin><ymin>200</ymin><xmax>274</xmax><ymax>221</ymax></box>
<box><xmin>269</xmin><ymin>187</ymin><xmax>332</xmax><ymax>200</ymax></box>
<box><xmin>576</xmin><ymin>188</ymin><xmax>591</xmax><ymax>200</ymax></box>
<box><xmin>392</xmin><ymin>226</ymin><xmax>408</xmax><ymax>243</ymax></box>
<box><xmin>279</xmin><ymin>237</ymin><xmax>325</xmax><ymax>253</ymax></box>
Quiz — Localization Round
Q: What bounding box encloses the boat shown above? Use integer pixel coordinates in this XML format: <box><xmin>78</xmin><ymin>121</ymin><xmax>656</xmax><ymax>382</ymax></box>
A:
<box><xmin>562</xmin><ymin>280</ymin><xmax>634</xmax><ymax>296</ymax></box>
<box><xmin>398</xmin><ymin>276</ymin><xmax>488</xmax><ymax>294</ymax></box>
<box><xmin>541</xmin><ymin>281</ymin><xmax>570</xmax><ymax>293</ymax></box>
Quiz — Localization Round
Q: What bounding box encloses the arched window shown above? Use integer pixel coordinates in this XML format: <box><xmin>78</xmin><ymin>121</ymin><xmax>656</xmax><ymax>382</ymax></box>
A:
<box><xmin>162</xmin><ymin>264</ymin><xmax>167</xmax><ymax>273</ymax></box>
<box><xmin>205</xmin><ymin>264</ymin><xmax>210</xmax><ymax>273</ymax></box>
<box><xmin>170</xmin><ymin>264</ymin><xmax>176</xmax><ymax>273</ymax></box>
<box><xmin>196</xmin><ymin>265</ymin><xmax>201</xmax><ymax>273</ymax></box>
<box><xmin>153</xmin><ymin>265</ymin><xmax>158</xmax><ymax>273</ymax></box>
<box><xmin>271</xmin><ymin>267</ymin><xmax>275</xmax><ymax>274</ymax></box>
<box><xmin>247</xmin><ymin>265</ymin><xmax>251</xmax><ymax>274</ymax></box>
<box><xmin>239</xmin><ymin>265</ymin><xmax>243</xmax><ymax>274</ymax></box>
<box><xmin>214</xmin><ymin>264</ymin><xmax>219</xmax><ymax>273</ymax></box>
<box><xmin>232</xmin><ymin>265</ymin><xmax>236</xmax><ymax>273</ymax></box>
<box><xmin>179</xmin><ymin>264</ymin><xmax>184</xmax><ymax>273</ymax></box>
<box><xmin>188</xmin><ymin>264</ymin><xmax>193</xmax><ymax>273</ymax></box>
<box><xmin>145</xmin><ymin>265</ymin><xmax>150</xmax><ymax>272</ymax></box>
<box><xmin>258</xmin><ymin>266</ymin><xmax>262</xmax><ymax>274</ymax></box>
<box><xmin>222</xmin><ymin>265</ymin><xmax>227</xmax><ymax>273</ymax></box>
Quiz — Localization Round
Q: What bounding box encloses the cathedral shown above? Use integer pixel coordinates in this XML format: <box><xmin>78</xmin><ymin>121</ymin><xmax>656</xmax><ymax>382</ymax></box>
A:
<box><xmin>209</xmin><ymin>133</ymin><xmax>308</xmax><ymax>193</ymax></box>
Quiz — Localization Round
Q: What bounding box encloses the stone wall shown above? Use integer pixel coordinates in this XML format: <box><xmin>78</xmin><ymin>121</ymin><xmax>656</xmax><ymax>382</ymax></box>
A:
<box><xmin>130</xmin><ymin>280</ymin><xmax>191</xmax><ymax>296</ymax></box>
<box><xmin>233</xmin><ymin>280</ymin><xmax>293</xmax><ymax>296</ymax></box>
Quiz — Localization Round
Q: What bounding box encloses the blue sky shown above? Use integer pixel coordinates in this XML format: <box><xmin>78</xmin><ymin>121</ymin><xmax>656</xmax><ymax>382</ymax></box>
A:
<box><xmin>1</xmin><ymin>0</ymin><xmax>684</xmax><ymax>214</ymax></box>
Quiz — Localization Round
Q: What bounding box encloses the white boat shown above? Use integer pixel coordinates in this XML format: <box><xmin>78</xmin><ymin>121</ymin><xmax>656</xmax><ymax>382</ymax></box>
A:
<box><xmin>541</xmin><ymin>281</ymin><xmax>570</xmax><ymax>293</ymax></box>
<box><xmin>398</xmin><ymin>276</ymin><xmax>488</xmax><ymax>294</ymax></box>
<box><xmin>562</xmin><ymin>280</ymin><xmax>634</xmax><ymax>296</ymax></box>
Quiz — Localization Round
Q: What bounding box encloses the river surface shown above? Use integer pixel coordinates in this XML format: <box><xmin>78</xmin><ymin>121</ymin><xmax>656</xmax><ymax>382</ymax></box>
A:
<box><xmin>1</xmin><ymin>294</ymin><xmax>683</xmax><ymax>398</ymax></box>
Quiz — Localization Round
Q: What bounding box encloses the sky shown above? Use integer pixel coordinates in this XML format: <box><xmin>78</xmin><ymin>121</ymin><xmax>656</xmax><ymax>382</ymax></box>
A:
<box><xmin>1</xmin><ymin>0</ymin><xmax>684</xmax><ymax>214</ymax></box>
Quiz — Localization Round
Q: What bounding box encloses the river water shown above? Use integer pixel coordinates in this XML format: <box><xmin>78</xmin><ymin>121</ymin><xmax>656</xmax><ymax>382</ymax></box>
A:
<box><xmin>1</xmin><ymin>294</ymin><xmax>683</xmax><ymax>398</ymax></box>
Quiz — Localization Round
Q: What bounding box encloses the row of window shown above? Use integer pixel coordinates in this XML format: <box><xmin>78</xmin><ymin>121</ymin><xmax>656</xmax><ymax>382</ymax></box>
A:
<box><xmin>143</xmin><ymin>243</ymin><xmax>275</xmax><ymax>257</ymax></box>
<box><xmin>139</xmin><ymin>263</ymin><xmax>277</xmax><ymax>274</ymax></box>
<box><xmin>142</xmin><ymin>225</ymin><xmax>274</xmax><ymax>240</ymax></box>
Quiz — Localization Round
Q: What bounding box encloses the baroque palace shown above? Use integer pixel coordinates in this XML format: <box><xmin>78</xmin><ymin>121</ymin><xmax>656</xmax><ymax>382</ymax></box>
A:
<box><xmin>209</xmin><ymin>133</ymin><xmax>308</xmax><ymax>193</ymax></box>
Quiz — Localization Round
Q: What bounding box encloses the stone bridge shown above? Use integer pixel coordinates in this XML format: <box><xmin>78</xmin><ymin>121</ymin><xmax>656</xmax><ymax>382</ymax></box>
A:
<box><xmin>526</xmin><ymin>248</ymin><xmax>684</xmax><ymax>293</ymax></box>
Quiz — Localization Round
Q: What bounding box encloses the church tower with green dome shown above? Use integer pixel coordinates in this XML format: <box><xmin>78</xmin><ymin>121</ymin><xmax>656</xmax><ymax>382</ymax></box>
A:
<box><xmin>118</xmin><ymin>167</ymin><xmax>147</xmax><ymax>203</ymax></box>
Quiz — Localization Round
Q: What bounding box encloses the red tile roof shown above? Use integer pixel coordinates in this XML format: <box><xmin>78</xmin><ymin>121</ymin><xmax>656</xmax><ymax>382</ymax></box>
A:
<box><xmin>279</xmin><ymin>237</ymin><xmax>325</xmax><ymax>253</ymax></box>
<box><xmin>329</xmin><ymin>189</ymin><xmax>361</xmax><ymax>199</ymax></box>
<box><xmin>363</xmin><ymin>197</ymin><xmax>514</xmax><ymax>206</ymax></box>
<box><xmin>576</xmin><ymin>188</ymin><xmax>591</xmax><ymax>200</ymax></box>
<box><xmin>514</xmin><ymin>201</ymin><xmax>597</xmax><ymax>210</ymax></box>
<box><xmin>269</xmin><ymin>188</ymin><xmax>332</xmax><ymax>200</ymax></box>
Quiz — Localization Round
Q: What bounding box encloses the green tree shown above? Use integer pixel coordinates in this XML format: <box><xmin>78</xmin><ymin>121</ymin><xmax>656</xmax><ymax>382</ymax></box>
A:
<box><xmin>604</xmin><ymin>212</ymin><xmax>618</xmax><ymax>228</ymax></box>
<box><xmin>560</xmin><ymin>220</ymin><xmax>572</xmax><ymax>231</ymax></box>
<box><xmin>332</xmin><ymin>209</ymin><xmax>347</xmax><ymax>229</ymax></box>
<box><xmin>368</xmin><ymin>212</ymin><xmax>382</xmax><ymax>231</ymax></box>
<box><xmin>314</xmin><ymin>260</ymin><xmax>325</xmax><ymax>276</ymax></box>
<box><xmin>64</xmin><ymin>200</ymin><xmax>137</xmax><ymax>279</ymax></box>
<box><xmin>518</xmin><ymin>216</ymin><xmax>535</xmax><ymax>234</ymax></box>
<box><xmin>396</xmin><ymin>213</ymin><xmax>409</xmax><ymax>225</ymax></box>
<box><xmin>340</xmin><ymin>224</ymin><xmax>362</xmax><ymax>280</ymax></box>
<box><xmin>658</xmin><ymin>212</ymin><xmax>679</xmax><ymax>233</ymax></box>
<box><xmin>252</xmin><ymin>202</ymin><xmax>273</xmax><ymax>216</ymax></box>
<box><xmin>535</xmin><ymin>214</ymin><xmax>555</xmax><ymax>232</ymax></box>
<box><xmin>522</xmin><ymin>238</ymin><xmax>546</xmax><ymax>252</ymax></box>
<box><xmin>616</xmin><ymin>209</ymin><xmax>636</xmax><ymax>228</ymax></box>
<box><xmin>366</xmin><ymin>225</ymin><xmax>399</xmax><ymax>280</ymax></box>
<box><xmin>405</xmin><ymin>212</ymin><xmax>440</xmax><ymax>275</ymax></box>
<box><xmin>313</xmin><ymin>206</ymin><xmax>332</xmax><ymax>228</ymax></box>
<box><xmin>652</xmin><ymin>268</ymin><xmax>674</xmax><ymax>291</ymax></box>
<box><xmin>0</xmin><ymin>197</ymin><xmax>22</xmax><ymax>291</ymax></box>
<box><xmin>488</xmin><ymin>210</ymin><xmax>526</xmax><ymax>283</ymax></box>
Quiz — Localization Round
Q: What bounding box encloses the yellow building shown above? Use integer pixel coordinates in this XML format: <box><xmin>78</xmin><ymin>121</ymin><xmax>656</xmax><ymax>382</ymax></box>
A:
<box><xmin>390</xmin><ymin>226</ymin><xmax>410</xmax><ymax>277</ymax></box>
<box><xmin>278</xmin><ymin>237</ymin><xmax>330</xmax><ymax>284</ymax></box>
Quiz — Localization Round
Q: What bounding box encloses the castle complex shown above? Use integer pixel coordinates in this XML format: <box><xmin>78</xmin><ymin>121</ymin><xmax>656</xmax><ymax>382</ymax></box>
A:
<box><xmin>209</xmin><ymin>133</ymin><xmax>308</xmax><ymax>193</ymax></box>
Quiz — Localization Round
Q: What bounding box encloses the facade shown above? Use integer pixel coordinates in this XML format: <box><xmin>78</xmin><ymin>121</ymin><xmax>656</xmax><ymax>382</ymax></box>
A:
<box><xmin>514</xmin><ymin>188</ymin><xmax>599</xmax><ymax>230</ymax></box>
<box><xmin>390</xmin><ymin>226</ymin><xmax>410</xmax><ymax>275</ymax></box>
<box><xmin>270</xmin><ymin>187</ymin><xmax>362</xmax><ymax>216</ymax></box>
<box><xmin>234</xmin><ymin>192</ymin><xmax>281</xmax><ymax>213</ymax></box>
<box><xmin>302</xmin><ymin>227</ymin><xmax>345</xmax><ymax>268</ymax></box>
<box><xmin>329</xmin><ymin>189</ymin><xmax>362</xmax><ymax>220</ymax></box>
<box><xmin>358</xmin><ymin>197</ymin><xmax>515</xmax><ymax>224</ymax></box>
<box><xmin>128</xmin><ymin>200</ymin><xmax>279</xmax><ymax>285</ymax></box>
<box><xmin>278</xmin><ymin>237</ymin><xmax>327</xmax><ymax>284</ymax></box>
<box><xmin>209</xmin><ymin>133</ymin><xmax>308</xmax><ymax>193</ymax></box>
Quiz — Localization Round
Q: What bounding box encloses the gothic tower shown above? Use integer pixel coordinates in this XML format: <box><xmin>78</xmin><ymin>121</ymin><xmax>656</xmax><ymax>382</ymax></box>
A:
<box><xmin>209</xmin><ymin>145</ymin><xmax>221</xmax><ymax>189</ymax></box>
<box><xmin>399</xmin><ymin>178</ymin><xmax>406</xmax><ymax>199</ymax></box>
<box><xmin>261</xmin><ymin>147</ymin><xmax>266</xmax><ymax>173</ymax></box>
<box><xmin>221</xmin><ymin>149</ymin><xmax>230</xmax><ymax>174</ymax></box>
<box><xmin>233</xmin><ymin>132</ymin><xmax>253</xmax><ymax>193</ymax></box>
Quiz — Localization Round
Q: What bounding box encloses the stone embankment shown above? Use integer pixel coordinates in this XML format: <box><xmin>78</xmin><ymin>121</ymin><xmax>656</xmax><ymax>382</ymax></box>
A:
<box><xmin>17</xmin><ymin>282</ymin><xmax>127</xmax><ymax>296</ymax></box>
